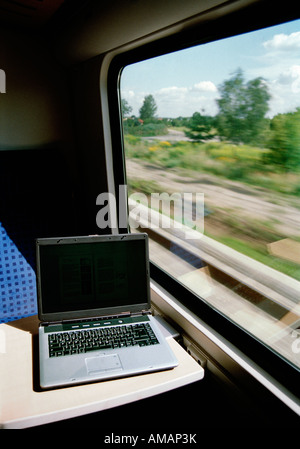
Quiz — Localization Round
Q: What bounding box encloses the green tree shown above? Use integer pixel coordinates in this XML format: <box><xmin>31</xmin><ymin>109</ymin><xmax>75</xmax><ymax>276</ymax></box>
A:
<box><xmin>139</xmin><ymin>94</ymin><xmax>157</xmax><ymax>120</ymax></box>
<box><xmin>267</xmin><ymin>109</ymin><xmax>300</xmax><ymax>171</ymax></box>
<box><xmin>121</xmin><ymin>98</ymin><xmax>132</xmax><ymax>117</ymax></box>
<box><xmin>216</xmin><ymin>68</ymin><xmax>270</xmax><ymax>145</ymax></box>
<box><xmin>185</xmin><ymin>111</ymin><xmax>216</xmax><ymax>141</ymax></box>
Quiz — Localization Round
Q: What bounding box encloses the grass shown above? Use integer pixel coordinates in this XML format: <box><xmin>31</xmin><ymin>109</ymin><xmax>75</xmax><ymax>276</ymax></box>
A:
<box><xmin>207</xmin><ymin>233</ymin><xmax>300</xmax><ymax>281</ymax></box>
<box><xmin>124</xmin><ymin>134</ymin><xmax>300</xmax><ymax>196</ymax></box>
<box><xmin>127</xmin><ymin>179</ymin><xmax>165</xmax><ymax>196</ymax></box>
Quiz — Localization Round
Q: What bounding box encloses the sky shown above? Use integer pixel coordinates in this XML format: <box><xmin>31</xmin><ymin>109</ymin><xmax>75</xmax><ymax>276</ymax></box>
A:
<box><xmin>121</xmin><ymin>18</ymin><xmax>300</xmax><ymax>119</ymax></box>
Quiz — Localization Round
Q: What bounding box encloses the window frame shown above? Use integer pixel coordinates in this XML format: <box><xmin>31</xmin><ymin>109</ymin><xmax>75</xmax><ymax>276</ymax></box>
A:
<box><xmin>107</xmin><ymin>1</ymin><xmax>300</xmax><ymax>400</ymax></box>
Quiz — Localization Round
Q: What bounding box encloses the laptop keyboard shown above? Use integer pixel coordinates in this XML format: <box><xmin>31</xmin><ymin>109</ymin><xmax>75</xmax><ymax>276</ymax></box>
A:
<box><xmin>48</xmin><ymin>323</ymin><xmax>159</xmax><ymax>357</ymax></box>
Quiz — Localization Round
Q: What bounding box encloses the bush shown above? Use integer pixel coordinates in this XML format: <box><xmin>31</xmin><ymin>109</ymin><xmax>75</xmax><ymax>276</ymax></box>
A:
<box><xmin>225</xmin><ymin>164</ymin><xmax>249</xmax><ymax>181</ymax></box>
<box><xmin>124</xmin><ymin>134</ymin><xmax>300</xmax><ymax>195</ymax></box>
<box><xmin>125</xmin><ymin>135</ymin><xmax>141</xmax><ymax>145</ymax></box>
<box><xmin>126</xmin><ymin>122</ymin><xmax>168</xmax><ymax>137</ymax></box>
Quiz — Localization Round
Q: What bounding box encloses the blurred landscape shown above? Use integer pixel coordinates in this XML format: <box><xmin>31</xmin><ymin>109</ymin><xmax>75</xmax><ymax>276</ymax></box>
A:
<box><xmin>122</xmin><ymin>70</ymin><xmax>300</xmax><ymax>281</ymax></box>
<box><xmin>124</xmin><ymin>127</ymin><xmax>300</xmax><ymax>281</ymax></box>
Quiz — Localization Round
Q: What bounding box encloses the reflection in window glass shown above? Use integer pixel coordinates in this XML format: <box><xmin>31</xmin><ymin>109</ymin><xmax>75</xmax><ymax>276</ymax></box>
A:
<box><xmin>120</xmin><ymin>19</ymin><xmax>300</xmax><ymax>370</ymax></box>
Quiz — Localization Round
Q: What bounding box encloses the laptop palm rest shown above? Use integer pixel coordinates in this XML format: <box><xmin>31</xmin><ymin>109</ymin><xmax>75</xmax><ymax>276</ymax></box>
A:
<box><xmin>85</xmin><ymin>354</ymin><xmax>123</xmax><ymax>375</ymax></box>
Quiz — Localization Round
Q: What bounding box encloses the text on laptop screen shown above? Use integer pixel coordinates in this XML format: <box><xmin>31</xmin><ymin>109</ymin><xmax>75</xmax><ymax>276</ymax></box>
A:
<box><xmin>38</xmin><ymin>238</ymin><xmax>149</xmax><ymax>314</ymax></box>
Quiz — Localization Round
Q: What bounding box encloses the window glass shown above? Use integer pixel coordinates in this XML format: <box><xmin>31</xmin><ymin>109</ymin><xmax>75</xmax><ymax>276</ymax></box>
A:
<box><xmin>120</xmin><ymin>19</ymin><xmax>300</xmax><ymax>371</ymax></box>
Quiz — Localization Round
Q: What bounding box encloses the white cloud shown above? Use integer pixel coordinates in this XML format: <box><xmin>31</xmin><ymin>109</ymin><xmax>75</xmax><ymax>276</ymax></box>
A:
<box><xmin>154</xmin><ymin>83</ymin><xmax>219</xmax><ymax>117</ymax></box>
<box><xmin>127</xmin><ymin>90</ymin><xmax>135</xmax><ymax>98</ymax></box>
<box><xmin>192</xmin><ymin>81</ymin><xmax>217</xmax><ymax>92</ymax></box>
<box><xmin>263</xmin><ymin>31</ymin><xmax>300</xmax><ymax>51</ymax></box>
<box><xmin>121</xmin><ymin>81</ymin><xmax>219</xmax><ymax>117</ymax></box>
<box><xmin>152</xmin><ymin>82</ymin><xmax>219</xmax><ymax>117</ymax></box>
<box><xmin>157</xmin><ymin>86</ymin><xmax>188</xmax><ymax>96</ymax></box>
<box><xmin>277</xmin><ymin>65</ymin><xmax>300</xmax><ymax>92</ymax></box>
<box><xmin>265</xmin><ymin>65</ymin><xmax>300</xmax><ymax>117</ymax></box>
<box><xmin>251</xmin><ymin>31</ymin><xmax>300</xmax><ymax>117</ymax></box>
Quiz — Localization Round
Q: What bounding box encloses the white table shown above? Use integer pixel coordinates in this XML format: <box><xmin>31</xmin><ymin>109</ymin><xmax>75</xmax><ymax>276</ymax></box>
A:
<box><xmin>0</xmin><ymin>314</ymin><xmax>204</xmax><ymax>428</ymax></box>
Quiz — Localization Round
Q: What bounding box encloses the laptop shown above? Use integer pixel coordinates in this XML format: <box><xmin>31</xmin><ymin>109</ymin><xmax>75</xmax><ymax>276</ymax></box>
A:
<box><xmin>36</xmin><ymin>233</ymin><xmax>178</xmax><ymax>389</ymax></box>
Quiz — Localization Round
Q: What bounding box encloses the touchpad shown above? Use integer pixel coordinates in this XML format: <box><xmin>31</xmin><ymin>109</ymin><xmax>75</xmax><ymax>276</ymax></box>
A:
<box><xmin>85</xmin><ymin>354</ymin><xmax>122</xmax><ymax>375</ymax></box>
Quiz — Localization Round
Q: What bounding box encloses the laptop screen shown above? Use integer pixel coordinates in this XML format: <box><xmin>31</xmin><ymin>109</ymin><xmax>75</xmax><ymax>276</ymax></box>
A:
<box><xmin>36</xmin><ymin>234</ymin><xmax>150</xmax><ymax>321</ymax></box>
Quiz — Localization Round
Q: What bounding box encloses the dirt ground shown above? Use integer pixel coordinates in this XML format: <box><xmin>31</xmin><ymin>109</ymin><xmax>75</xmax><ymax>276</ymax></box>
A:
<box><xmin>126</xmin><ymin>157</ymin><xmax>300</xmax><ymax>243</ymax></box>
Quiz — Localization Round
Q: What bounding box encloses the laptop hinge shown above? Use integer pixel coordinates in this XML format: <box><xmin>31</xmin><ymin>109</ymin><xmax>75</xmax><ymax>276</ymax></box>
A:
<box><xmin>131</xmin><ymin>310</ymin><xmax>151</xmax><ymax>316</ymax></box>
<box><xmin>41</xmin><ymin>321</ymin><xmax>61</xmax><ymax>327</ymax></box>
<box><xmin>42</xmin><ymin>311</ymin><xmax>151</xmax><ymax>326</ymax></box>
<box><xmin>60</xmin><ymin>312</ymin><xmax>133</xmax><ymax>324</ymax></box>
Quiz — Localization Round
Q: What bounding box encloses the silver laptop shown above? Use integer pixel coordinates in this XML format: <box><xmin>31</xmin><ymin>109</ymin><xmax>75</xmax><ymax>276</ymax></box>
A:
<box><xmin>36</xmin><ymin>233</ymin><xmax>178</xmax><ymax>389</ymax></box>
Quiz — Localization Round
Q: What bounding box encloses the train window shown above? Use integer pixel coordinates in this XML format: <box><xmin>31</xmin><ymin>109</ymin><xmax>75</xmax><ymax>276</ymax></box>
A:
<box><xmin>120</xmin><ymin>19</ymin><xmax>300</xmax><ymax>374</ymax></box>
